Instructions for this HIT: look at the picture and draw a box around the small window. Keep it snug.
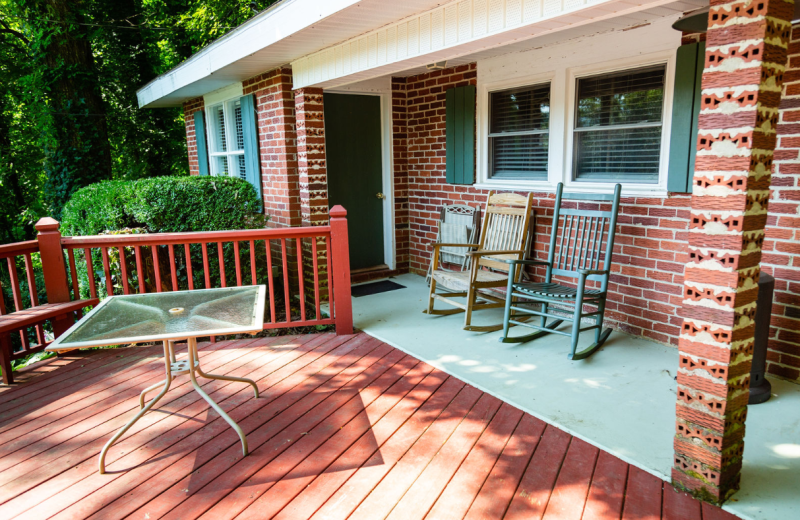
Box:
[207,99,246,179]
[573,65,666,183]
[488,83,550,180]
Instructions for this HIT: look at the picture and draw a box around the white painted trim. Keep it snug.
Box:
[291,0,683,89]
[474,16,681,195]
[324,89,396,270]
[204,90,248,177]
[562,50,676,195]
[477,71,556,192]
[203,83,244,106]
[137,0,360,107]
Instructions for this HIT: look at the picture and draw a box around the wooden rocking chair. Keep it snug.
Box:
[426,191,534,331]
[499,183,622,360]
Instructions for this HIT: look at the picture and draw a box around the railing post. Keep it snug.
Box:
[329,206,353,335]
[35,217,73,337]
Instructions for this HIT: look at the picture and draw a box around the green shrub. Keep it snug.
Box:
[62,176,265,235]
[61,176,270,300]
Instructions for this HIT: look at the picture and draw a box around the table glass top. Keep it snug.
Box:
[48,286,265,349]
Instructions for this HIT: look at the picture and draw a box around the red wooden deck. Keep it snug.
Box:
[0,332,738,520]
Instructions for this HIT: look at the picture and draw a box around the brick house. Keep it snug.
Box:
[138,0,800,501]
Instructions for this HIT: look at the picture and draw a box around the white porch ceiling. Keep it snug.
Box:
[137,0,450,108]
[292,0,708,89]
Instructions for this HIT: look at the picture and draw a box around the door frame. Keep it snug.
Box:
[323,89,395,270]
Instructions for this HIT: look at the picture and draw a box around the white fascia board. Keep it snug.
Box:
[137,0,360,108]
[291,0,680,89]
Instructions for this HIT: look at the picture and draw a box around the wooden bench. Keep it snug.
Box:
[0,299,99,385]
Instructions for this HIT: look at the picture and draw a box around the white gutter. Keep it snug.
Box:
[136,0,360,108]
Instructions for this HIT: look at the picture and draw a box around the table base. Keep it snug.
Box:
[98,337,258,474]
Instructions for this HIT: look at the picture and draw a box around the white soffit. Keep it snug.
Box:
[291,0,691,89]
[137,0,451,108]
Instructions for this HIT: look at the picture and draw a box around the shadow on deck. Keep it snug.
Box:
[0,333,736,519]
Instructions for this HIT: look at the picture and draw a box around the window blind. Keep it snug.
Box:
[573,65,665,183]
[489,83,550,180]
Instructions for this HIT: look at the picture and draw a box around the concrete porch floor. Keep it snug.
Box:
[351,273,800,520]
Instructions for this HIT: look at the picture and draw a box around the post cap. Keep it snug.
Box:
[329,205,347,218]
[35,217,61,232]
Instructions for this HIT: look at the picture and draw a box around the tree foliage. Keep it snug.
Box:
[0,0,275,243]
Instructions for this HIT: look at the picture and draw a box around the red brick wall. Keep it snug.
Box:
[183,97,204,176]
[766,25,800,381]
[242,68,300,227]
[392,77,410,273]
[405,64,479,273]
[396,57,800,383]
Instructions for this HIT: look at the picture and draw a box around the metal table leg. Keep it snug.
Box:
[98,337,257,474]
[186,337,254,456]
[99,340,172,474]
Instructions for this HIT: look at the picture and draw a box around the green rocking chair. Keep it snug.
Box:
[499,183,622,360]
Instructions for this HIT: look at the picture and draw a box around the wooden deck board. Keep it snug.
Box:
[0,333,741,520]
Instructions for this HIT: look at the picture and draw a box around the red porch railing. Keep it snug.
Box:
[0,206,353,370]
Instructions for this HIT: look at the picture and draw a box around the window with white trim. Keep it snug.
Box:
[488,83,550,180]
[572,65,666,184]
[207,99,247,179]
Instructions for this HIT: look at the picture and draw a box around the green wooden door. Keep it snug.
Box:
[324,93,385,270]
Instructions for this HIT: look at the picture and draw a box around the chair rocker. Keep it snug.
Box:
[499,183,622,360]
[426,191,534,332]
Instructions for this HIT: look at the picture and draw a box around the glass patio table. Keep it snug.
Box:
[46,286,267,474]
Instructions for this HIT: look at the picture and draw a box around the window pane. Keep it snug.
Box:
[577,66,665,128]
[489,83,550,180]
[574,126,662,182]
[491,134,549,180]
[490,84,550,133]
[233,100,244,151]
[236,154,247,180]
[574,65,665,183]
[209,104,227,153]
[213,156,228,176]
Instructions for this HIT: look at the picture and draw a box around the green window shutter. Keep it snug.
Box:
[193,110,210,176]
[240,93,263,202]
[667,41,705,193]
[446,84,476,185]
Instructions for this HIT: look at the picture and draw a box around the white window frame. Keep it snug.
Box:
[486,80,553,184]
[476,50,676,196]
[203,83,246,179]
[563,52,675,195]
[478,71,557,192]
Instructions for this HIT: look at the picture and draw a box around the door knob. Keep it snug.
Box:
[376,192,386,200]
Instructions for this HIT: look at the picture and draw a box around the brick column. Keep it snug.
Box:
[295,88,328,226]
[295,87,331,303]
[183,97,205,176]
[392,77,410,273]
[673,0,794,503]
[243,68,300,226]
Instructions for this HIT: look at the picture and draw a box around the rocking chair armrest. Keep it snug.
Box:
[432,242,480,251]
[466,249,525,257]
[578,268,609,276]
[500,259,551,267]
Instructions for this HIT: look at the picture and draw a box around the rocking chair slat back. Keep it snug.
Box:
[478,191,533,272]
[547,185,621,287]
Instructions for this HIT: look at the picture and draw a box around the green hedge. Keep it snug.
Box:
[62,176,266,235]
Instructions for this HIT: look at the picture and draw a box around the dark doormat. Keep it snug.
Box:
[351,280,406,297]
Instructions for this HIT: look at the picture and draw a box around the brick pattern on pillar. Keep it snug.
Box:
[295,88,329,226]
[673,0,794,502]
[295,88,329,305]
[243,68,300,226]
[183,97,205,176]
